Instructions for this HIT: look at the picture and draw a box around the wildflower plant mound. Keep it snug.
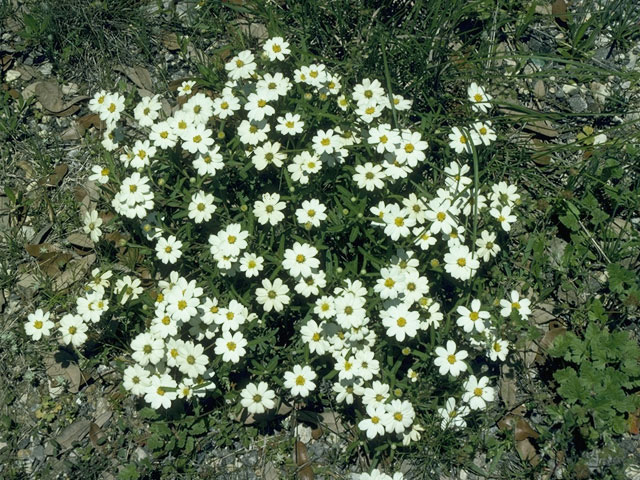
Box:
[25,37,530,478]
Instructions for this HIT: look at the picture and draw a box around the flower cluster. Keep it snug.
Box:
[25,36,529,474]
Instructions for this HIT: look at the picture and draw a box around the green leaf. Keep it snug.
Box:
[118,464,140,480]
[190,419,207,436]
[146,433,164,452]
[559,212,579,231]
[554,367,584,403]
[607,263,635,293]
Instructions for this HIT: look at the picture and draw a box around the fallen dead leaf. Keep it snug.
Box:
[67,232,94,252]
[35,81,65,112]
[89,422,107,447]
[516,437,540,466]
[552,0,569,26]
[53,253,96,291]
[77,113,104,130]
[56,419,91,450]
[539,326,567,352]
[16,160,36,179]
[40,164,69,187]
[294,440,314,480]
[45,350,83,393]
[499,364,518,409]
[115,65,153,91]
[160,32,181,51]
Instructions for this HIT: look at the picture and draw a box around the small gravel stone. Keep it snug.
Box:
[568,95,588,113]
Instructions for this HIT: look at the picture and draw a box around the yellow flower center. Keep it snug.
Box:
[286,121,294,128]
[272,44,281,53]
[227,341,236,351]
[321,138,330,146]
[165,246,172,253]
[365,106,375,114]
[394,217,404,226]
[236,59,244,67]
[312,332,320,341]
[474,387,483,396]
[493,342,502,352]
[257,99,267,108]
[108,103,116,113]
[160,131,168,139]
[447,354,456,364]
[192,135,202,143]
[404,143,414,153]
[512,302,521,310]
[162,316,171,325]
[379,135,388,144]
[474,93,483,102]
[437,212,446,222]
[187,355,195,365]
[248,260,256,268]
[68,326,77,334]
[177,300,187,310]
[470,312,479,321]
[396,317,407,327]
[393,412,403,421]
[101,168,110,176]
[295,375,306,385]
[227,235,236,244]
[457,258,466,267]
[371,416,379,424]
[296,254,305,263]
[460,135,467,144]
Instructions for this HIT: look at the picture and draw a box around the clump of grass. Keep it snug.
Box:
[18,0,157,84]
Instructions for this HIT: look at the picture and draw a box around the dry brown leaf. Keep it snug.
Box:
[499,365,518,409]
[40,164,69,187]
[56,419,91,450]
[77,113,104,130]
[45,351,83,393]
[319,409,345,435]
[1,53,14,71]
[53,103,81,117]
[539,327,567,352]
[53,253,96,291]
[61,124,85,141]
[67,232,94,252]
[515,417,540,441]
[552,0,569,26]
[531,303,556,325]
[160,32,181,51]
[294,441,314,480]
[88,422,107,447]
[115,65,153,91]
[533,79,546,98]
[516,438,540,466]
[35,81,65,112]
[16,160,36,179]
